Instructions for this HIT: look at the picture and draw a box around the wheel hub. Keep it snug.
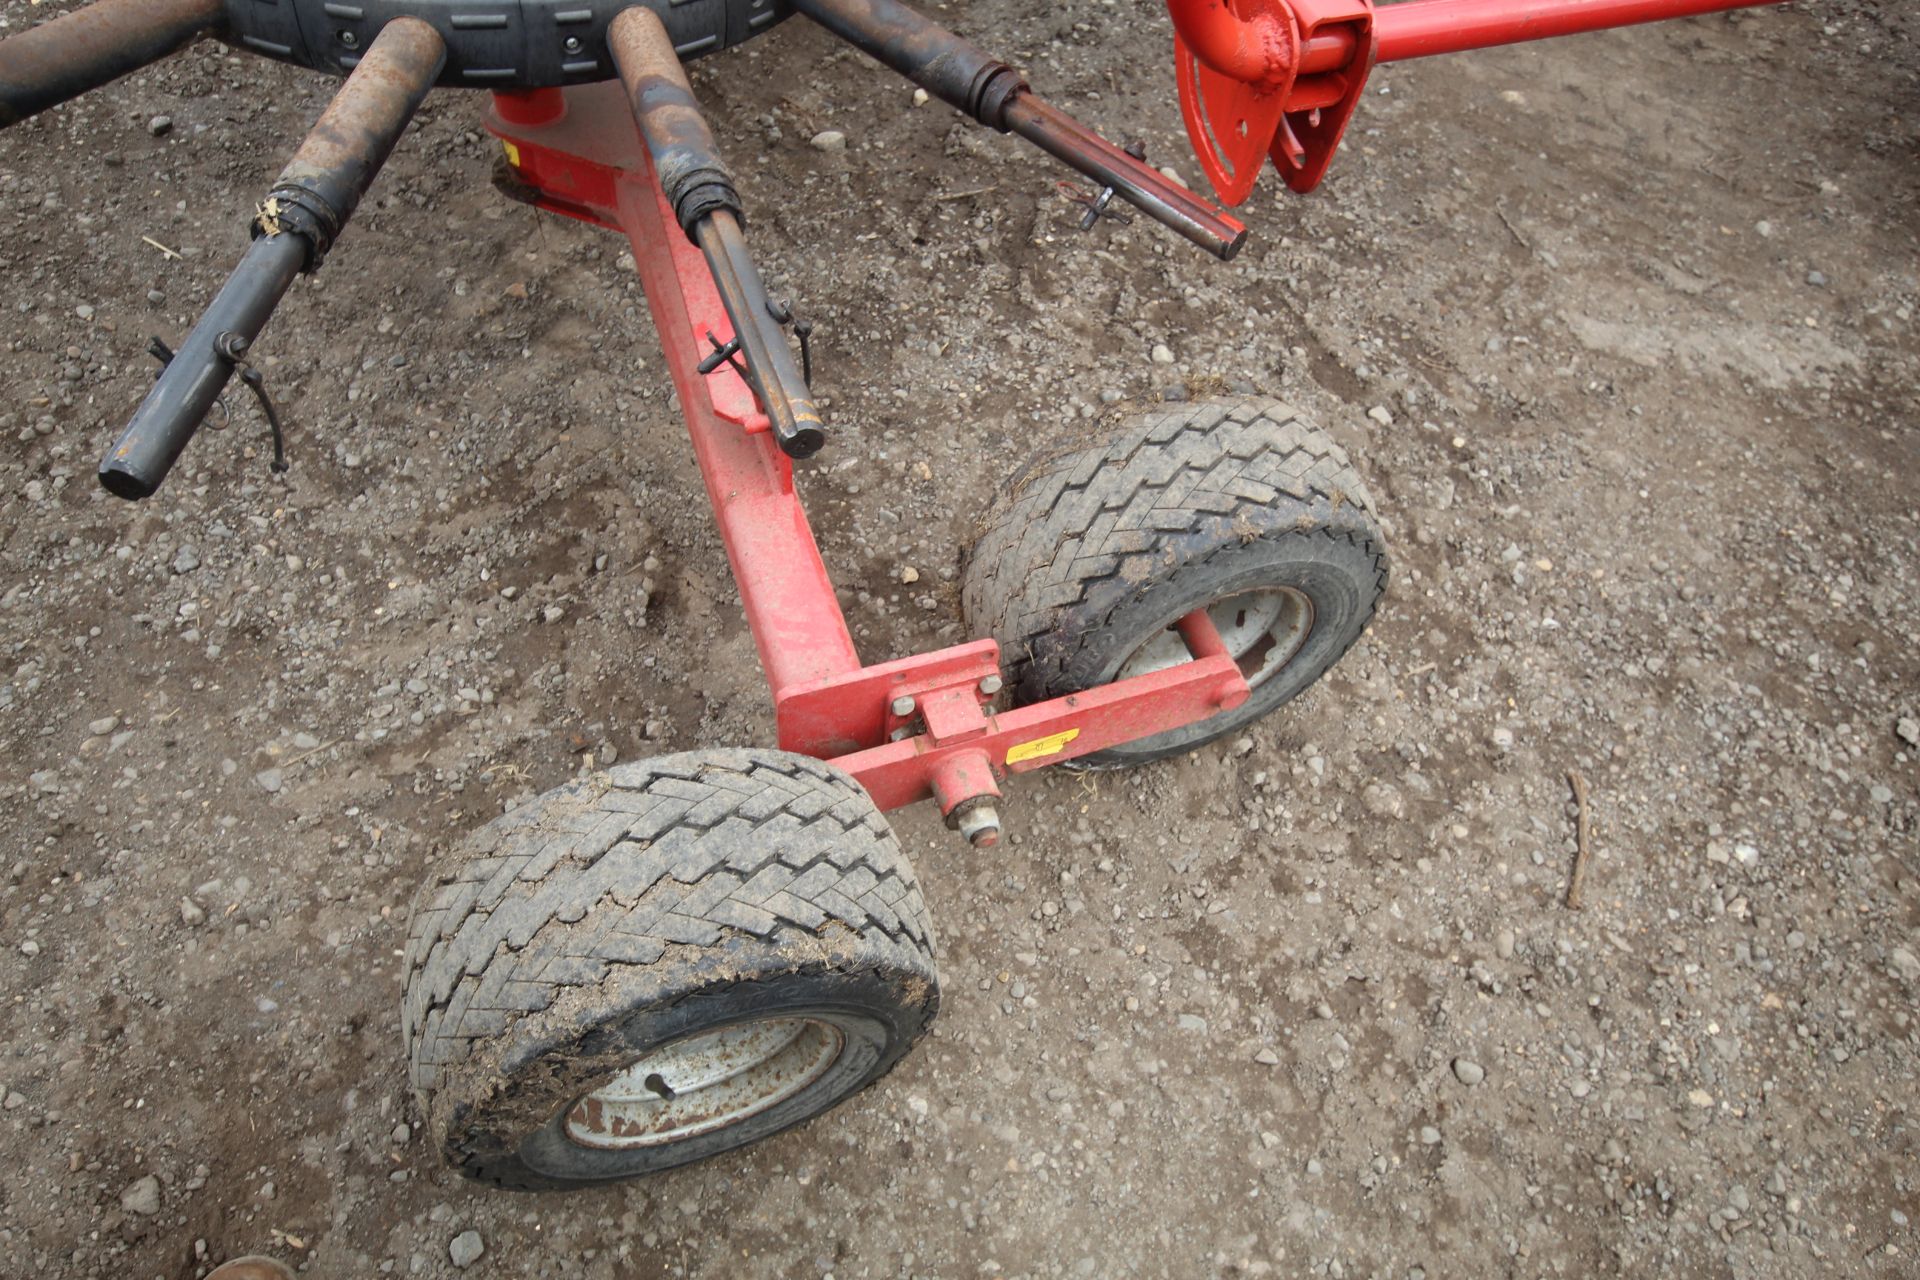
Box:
[563,1018,846,1150]
[1116,587,1315,689]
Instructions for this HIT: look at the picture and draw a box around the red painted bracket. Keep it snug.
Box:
[778,639,1001,759]
[831,650,1250,812]
[1170,0,1375,204]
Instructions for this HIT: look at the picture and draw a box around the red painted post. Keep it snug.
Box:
[1372,0,1780,63]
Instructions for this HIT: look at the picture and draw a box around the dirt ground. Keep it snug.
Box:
[2,0,1917,1276]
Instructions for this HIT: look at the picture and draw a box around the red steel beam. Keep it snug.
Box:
[1372,0,1780,64]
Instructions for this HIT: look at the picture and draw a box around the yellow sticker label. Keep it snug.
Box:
[1006,729,1080,765]
[501,140,521,168]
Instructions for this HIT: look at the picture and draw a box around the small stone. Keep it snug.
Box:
[18,939,39,957]
[87,715,118,736]
[1177,1013,1208,1034]
[1871,785,1894,804]
[291,731,320,750]
[3,1091,25,1111]
[899,566,919,584]
[1361,781,1404,820]
[1490,726,1514,751]
[1366,405,1394,427]
[1233,736,1255,757]
[170,545,200,574]
[1419,1126,1441,1146]
[391,1122,411,1145]
[809,129,847,152]
[1494,928,1516,959]
[1897,716,1920,748]
[253,768,284,794]
[542,605,565,624]
[148,115,172,137]
[911,88,930,107]
[120,1175,161,1216]
[1805,269,1827,287]
[449,1230,485,1268]
[1253,1047,1280,1066]
[179,898,206,927]
[1451,1057,1485,1086]
[1687,1088,1715,1108]
[1150,343,1175,364]
[1888,948,1920,982]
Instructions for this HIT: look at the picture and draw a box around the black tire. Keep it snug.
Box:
[961,396,1387,768]
[402,749,938,1191]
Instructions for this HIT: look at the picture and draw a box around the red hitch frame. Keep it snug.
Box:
[489,83,1251,834]
[1166,0,1785,204]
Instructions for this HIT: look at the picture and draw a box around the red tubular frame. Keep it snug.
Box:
[1166,0,1784,200]
[486,84,1251,819]
[1370,0,1773,63]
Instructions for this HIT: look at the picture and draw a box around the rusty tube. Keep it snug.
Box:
[790,0,1245,260]
[260,15,447,262]
[0,0,225,128]
[610,6,825,459]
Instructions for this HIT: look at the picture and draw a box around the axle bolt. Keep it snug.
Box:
[890,695,916,717]
[955,802,1001,849]
[978,675,1003,696]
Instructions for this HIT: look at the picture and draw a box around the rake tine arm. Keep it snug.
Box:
[99,16,446,499]
[0,0,226,129]
[788,0,1246,261]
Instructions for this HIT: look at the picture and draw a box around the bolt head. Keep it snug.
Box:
[956,802,1001,849]
[890,695,916,717]
[978,675,1003,697]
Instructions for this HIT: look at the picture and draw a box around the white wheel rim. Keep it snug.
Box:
[1116,587,1315,690]
[563,1018,846,1150]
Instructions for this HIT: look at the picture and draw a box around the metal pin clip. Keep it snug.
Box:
[1061,139,1146,232]
[765,298,814,387]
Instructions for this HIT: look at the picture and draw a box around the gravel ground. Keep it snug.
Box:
[1,1,1917,1277]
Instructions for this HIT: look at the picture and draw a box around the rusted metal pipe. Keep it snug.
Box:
[0,0,225,128]
[100,18,447,500]
[789,0,1245,260]
[257,15,447,265]
[609,5,825,459]
[1002,93,1246,261]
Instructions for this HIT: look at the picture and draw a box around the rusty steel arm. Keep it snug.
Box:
[0,0,226,129]
[788,0,1246,260]
[99,17,447,499]
[609,5,825,459]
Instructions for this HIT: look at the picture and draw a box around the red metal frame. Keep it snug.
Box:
[1166,0,1785,203]
[487,83,1251,818]
[483,0,1783,824]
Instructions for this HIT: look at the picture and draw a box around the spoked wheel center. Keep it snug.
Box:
[563,1018,847,1150]
[1116,587,1316,690]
